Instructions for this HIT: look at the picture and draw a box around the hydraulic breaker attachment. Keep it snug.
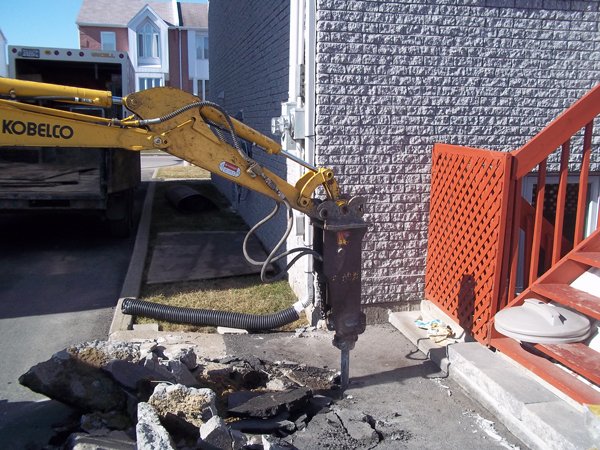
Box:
[314,197,368,391]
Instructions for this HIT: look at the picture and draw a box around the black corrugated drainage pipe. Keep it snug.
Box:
[121,298,301,331]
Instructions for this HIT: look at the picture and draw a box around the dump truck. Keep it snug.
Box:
[0,46,139,236]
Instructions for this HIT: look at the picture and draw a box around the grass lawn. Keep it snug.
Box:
[136,165,304,332]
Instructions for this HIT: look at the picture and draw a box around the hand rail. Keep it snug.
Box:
[512,84,600,179]
[504,84,600,304]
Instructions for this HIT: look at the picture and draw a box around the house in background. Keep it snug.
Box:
[77,0,208,97]
[0,28,7,77]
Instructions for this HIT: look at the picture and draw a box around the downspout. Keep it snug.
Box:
[288,0,301,99]
[284,0,315,313]
[177,1,183,89]
[178,29,183,89]
[304,0,318,314]
[304,0,316,253]
[171,0,183,89]
[294,0,320,316]
[273,1,318,316]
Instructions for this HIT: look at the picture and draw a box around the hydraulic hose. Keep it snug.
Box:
[243,200,322,283]
[122,298,301,330]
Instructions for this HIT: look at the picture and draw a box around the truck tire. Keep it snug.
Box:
[106,189,134,238]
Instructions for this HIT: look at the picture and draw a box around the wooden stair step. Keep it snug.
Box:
[492,337,600,405]
[570,251,600,269]
[531,342,600,386]
[531,284,600,320]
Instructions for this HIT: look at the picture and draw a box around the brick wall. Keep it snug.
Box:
[208,0,291,254]
[315,0,600,308]
[167,29,192,92]
[79,26,129,51]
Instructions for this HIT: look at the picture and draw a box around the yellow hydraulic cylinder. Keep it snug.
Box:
[0,78,115,108]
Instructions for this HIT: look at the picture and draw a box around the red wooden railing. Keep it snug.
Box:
[426,84,600,344]
[502,85,600,309]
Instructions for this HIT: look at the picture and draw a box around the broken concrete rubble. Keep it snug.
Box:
[67,340,141,367]
[19,350,127,413]
[103,359,169,390]
[80,410,131,432]
[229,412,297,435]
[142,353,178,383]
[332,408,381,446]
[287,409,382,450]
[198,416,234,449]
[168,360,201,386]
[136,402,176,450]
[164,346,198,370]
[18,338,412,449]
[262,434,299,450]
[66,430,136,450]
[148,383,217,439]
[228,387,312,419]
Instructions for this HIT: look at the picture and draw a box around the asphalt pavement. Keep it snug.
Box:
[0,195,143,423]
[0,155,181,426]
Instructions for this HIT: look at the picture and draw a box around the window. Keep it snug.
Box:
[137,22,160,61]
[196,34,208,59]
[139,77,162,91]
[196,79,209,100]
[101,32,116,51]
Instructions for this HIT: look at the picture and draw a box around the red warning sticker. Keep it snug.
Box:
[219,161,241,177]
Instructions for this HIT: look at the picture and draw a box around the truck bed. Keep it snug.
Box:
[0,161,100,193]
[0,147,105,207]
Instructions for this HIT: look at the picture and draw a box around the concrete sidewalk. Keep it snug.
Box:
[110,179,597,449]
[389,311,598,450]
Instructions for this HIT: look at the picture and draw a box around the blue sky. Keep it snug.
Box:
[0,0,207,49]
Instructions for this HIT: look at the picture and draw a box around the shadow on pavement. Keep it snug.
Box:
[0,399,78,450]
[0,184,146,319]
[348,358,443,390]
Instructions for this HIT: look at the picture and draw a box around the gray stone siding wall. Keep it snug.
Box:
[315,0,600,306]
[208,1,290,252]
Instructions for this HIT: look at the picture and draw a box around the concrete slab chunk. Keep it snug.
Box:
[67,431,136,450]
[199,416,233,450]
[148,383,217,438]
[136,402,176,450]
[168,360,200,387]
[229,413,296,434]
[18,350,127,413]
[228,387,312,419]
[103,359,168,390]
[333,408,379,447]
[388,311,450,373]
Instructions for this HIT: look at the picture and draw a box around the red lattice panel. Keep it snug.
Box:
[425,144,512,343]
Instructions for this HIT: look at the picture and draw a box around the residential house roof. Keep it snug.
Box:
[180,3,208,29]
[77,0,208,29]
